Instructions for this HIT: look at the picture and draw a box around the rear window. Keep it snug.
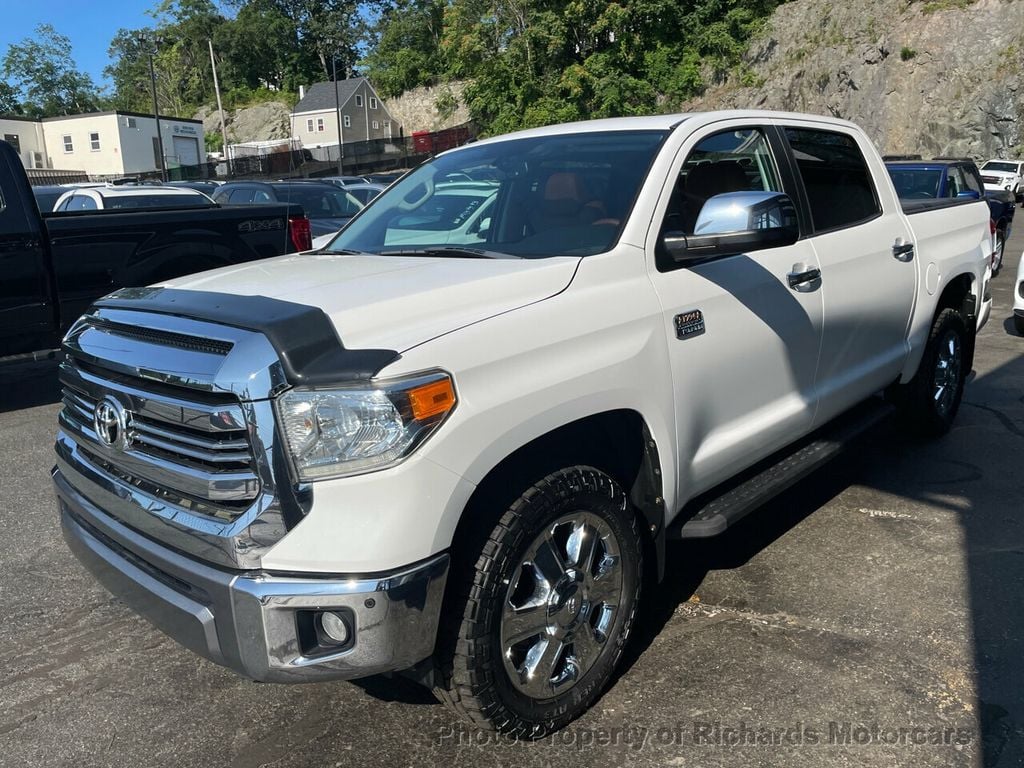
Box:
[102,194,213,210]
[785,128,881,232]
[887,168,942,199]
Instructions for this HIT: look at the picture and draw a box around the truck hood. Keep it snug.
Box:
[164,251,581,352]
[981,170,1016,180]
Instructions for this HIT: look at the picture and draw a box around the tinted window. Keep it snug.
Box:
[887,167,942,199]
[66,195,98,211]
[228,188,255,203]
[271,185,363,217]
[33,189,64,213]
[666,127,782,235]
[961,165,983,195]
[785,128,881,231]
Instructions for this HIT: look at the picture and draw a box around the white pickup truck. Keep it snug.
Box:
[53,111,991,738]
[979,158,1024,202]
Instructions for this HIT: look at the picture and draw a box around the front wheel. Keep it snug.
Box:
[895,308,969,437]
[433,466,642,738]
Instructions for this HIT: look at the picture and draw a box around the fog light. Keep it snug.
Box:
[319,611,350,644]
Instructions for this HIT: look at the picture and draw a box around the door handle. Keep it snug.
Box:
[893,240,915,261]
[787,265,821,290]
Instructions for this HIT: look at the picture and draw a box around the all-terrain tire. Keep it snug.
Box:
[432,466,642,739]
[896,308,969,437]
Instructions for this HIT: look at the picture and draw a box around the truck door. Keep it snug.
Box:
[647,123,824,498]
[0,144,52,358]
[777,124,917,426]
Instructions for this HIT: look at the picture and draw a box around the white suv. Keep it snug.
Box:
[979,159,1024,202]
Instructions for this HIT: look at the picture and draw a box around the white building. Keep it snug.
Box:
[0,111,205,178]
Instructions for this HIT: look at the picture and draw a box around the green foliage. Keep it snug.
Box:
[428,0,786,135]
[362,0,447,97]
[2,24,101,116]
[205,131,224,152]
[900,46,917,61]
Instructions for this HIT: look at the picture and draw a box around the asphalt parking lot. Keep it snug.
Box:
[2,231,1022,768]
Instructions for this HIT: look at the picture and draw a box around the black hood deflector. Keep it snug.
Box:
[94,287,400,386]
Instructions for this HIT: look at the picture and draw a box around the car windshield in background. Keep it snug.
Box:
[327,130,668,258]
[888,168,942,199]
[981,161,1018,173]
[103,194,214,209]
[270,185,363,218]
[33,189,64,213]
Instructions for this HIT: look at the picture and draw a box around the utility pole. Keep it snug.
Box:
[332,56,344,174]
[139,34,168,182]
[208,39,229,176]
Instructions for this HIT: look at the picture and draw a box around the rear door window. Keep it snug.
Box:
[65,194,98,211]
[228,188,255,203]
[784,128,881,232]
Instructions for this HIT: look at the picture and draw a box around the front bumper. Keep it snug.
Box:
[54,467,449,683]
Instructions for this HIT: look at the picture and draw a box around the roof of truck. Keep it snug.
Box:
[456,110,868,153]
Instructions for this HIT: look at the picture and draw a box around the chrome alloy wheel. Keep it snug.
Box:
[500,511,623,699]
[933,329,962,417]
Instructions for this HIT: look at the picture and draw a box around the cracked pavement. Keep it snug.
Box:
[1,227,1023,767]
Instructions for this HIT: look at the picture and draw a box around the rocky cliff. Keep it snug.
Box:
[684,0,1024,158]
[193,101,292,146]
[385,81,471,134]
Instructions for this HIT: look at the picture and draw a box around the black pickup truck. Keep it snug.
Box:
[0,140,312,360]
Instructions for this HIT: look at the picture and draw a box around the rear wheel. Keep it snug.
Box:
[895,308,968,437]
[993,228,1006,274]
[1014,314,1024,336]
[433,466,642,738]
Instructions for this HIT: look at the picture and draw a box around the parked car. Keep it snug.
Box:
[319,175,372,187]
[886,159,1014,273]
[53,186,216,212]
[166,180,223,196]
[979,159,1024,202]
[31,185,67,213]
[53,112,990,738]
[338,182,386,205]
[364,170,406,185]
[0,140,312,360]
[212,180,363,237]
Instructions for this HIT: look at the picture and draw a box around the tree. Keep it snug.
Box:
[0,81,21,114]
[2,24,101,116]
[362,0,446,97]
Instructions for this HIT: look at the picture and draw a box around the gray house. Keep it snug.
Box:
[291,78,401,148]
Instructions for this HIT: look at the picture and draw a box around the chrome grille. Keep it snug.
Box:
[58,359,260,519]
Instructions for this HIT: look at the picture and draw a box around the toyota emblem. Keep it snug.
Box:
[93,396,128,450]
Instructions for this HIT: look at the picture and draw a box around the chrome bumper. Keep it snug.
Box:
[54,467,449,683]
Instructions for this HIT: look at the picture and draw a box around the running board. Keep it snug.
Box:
[669,398,894,539]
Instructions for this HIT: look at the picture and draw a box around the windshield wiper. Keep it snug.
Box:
[376,246,518,259]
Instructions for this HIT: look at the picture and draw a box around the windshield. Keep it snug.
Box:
[887,167,942,199]
[326,130,668,258]
[272,185,363,218]
[981,161,1019,174]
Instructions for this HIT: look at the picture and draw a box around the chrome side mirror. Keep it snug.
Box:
[662,191,800,262]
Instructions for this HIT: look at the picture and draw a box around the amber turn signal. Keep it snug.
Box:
[408,377,456,420]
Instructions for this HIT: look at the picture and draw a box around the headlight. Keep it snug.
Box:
[275,372,456,481]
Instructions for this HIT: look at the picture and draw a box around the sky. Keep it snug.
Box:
[1,1,180,91]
